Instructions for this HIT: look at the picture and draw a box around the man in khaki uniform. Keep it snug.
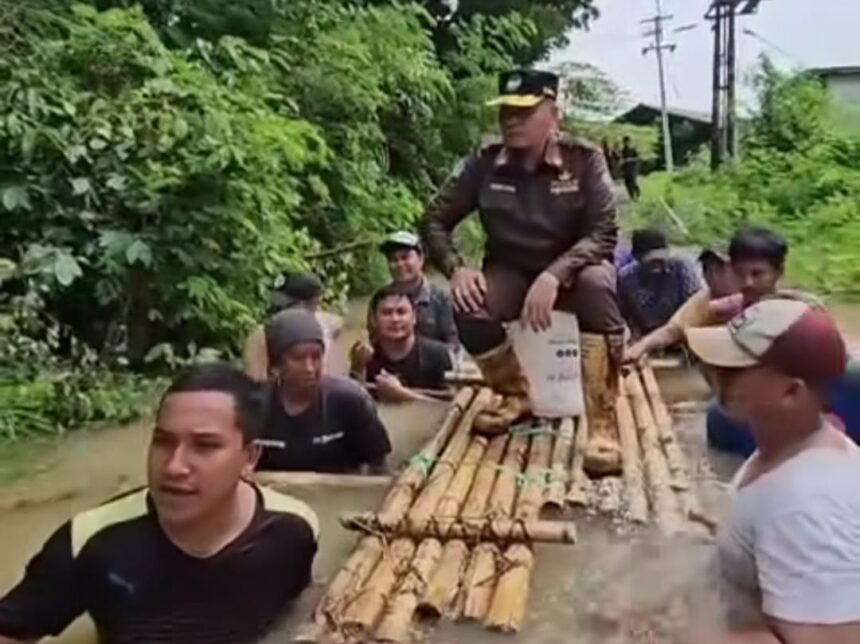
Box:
[421,69,625,475]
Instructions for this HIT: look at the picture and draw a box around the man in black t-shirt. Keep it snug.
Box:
[351,285,452,402]
[258,309,391,473]
[0,364,318,644]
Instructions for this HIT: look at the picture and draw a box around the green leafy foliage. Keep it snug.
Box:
[0,0,606,447]
[628,58,860,294]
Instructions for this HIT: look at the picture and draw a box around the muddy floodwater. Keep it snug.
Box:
[1,298,857,643]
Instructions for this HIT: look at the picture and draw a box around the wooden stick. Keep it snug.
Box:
[416,539,469,620]
[624,370,685,534]
[408,388,492,524]
[514,431,553,521]
[364,383,455,401]
[376,388,475,528]
[375,539,443,642]
[544,418,575,511]
[341,513,578,545]
[341,538,416,636]
[461,434,508,519]
[484,544,535,633]
[459,543,499,622]
[256,472,392,490]
[565,416,589,507]
[313,536,384,626]
[305,237,376,260]
[617,380,648,524]
[435,436,488,519]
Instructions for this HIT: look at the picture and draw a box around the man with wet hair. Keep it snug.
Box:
[687,299,860,644]
[729,226,789,306]
[618,227,701,338]
[0,364,319,644]
[623,244,738,363]
[258,309,391,474]
[422,68,625,475]
[351,285,452,402]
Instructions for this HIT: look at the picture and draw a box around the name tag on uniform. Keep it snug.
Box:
[550,178,580,194]
[313,432,345,446]
[488,182,516,193]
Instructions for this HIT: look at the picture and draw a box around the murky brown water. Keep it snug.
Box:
[2,299,857,643]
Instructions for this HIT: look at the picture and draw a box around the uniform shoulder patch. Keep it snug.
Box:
[259,486,320,540]
[71,488,149,557]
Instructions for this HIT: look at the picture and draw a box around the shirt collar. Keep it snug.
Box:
[494,136,564,170]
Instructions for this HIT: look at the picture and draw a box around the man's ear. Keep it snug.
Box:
[242,441,262,481]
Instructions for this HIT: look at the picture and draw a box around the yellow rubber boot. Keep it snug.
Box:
[472,340,531,435]
[581,333,623,476]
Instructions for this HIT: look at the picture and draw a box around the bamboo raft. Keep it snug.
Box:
[302,363,709,641]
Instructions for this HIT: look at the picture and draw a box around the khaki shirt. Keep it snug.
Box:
[421,134,618,286]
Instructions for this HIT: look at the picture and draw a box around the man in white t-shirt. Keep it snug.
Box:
[685,298,860,644]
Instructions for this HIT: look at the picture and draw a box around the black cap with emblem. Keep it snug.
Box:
[487,69,560,108]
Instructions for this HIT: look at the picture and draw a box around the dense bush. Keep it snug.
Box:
[628,59,860,295]
[0,0,604,441]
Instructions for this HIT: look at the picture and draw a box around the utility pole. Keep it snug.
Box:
[707,0,764,168]
[642,0,676,172]
[710,1,723,169]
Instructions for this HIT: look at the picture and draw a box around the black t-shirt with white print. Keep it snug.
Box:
[258,376,392,473]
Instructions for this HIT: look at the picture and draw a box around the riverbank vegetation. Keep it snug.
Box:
[1,0,605,441]
[628,59,860,295]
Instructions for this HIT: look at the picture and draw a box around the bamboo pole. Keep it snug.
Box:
[374,539,443,642]
[565,416,589,506]
[341,513,578,545]
[461,434,508,519]
[484,544,535,633]
[624,370,685,534]
[341,538,416,636]
[641,364,707,522]
[416,539,470,620]
[544,418,574,511]
[617,379,648,524]
[408,388,492,524]
[256,472,392,490]
[376,387,475,528]
[313,536,384,626]
[641,365,690,491]
[485,434,529,519]
[459,543,499,622]
[434,436,487,519]
[514,431,553,521]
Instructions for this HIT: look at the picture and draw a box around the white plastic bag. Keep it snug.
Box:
[508,311,584,418]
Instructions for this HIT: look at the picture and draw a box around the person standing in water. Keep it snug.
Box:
[258,309,391,474]
[243,271,343,381]
[421,68,625,475]
[617,227,701,338]
[351,285,452,402]
[0,364,319,644]
[371,231,457,347]
[687,299,860,644]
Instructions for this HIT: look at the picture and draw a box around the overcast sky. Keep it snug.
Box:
[550,0,857,113]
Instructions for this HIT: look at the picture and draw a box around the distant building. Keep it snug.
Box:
[613,102,711,169]
[808,66,860,107]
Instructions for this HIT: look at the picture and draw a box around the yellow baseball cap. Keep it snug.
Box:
[486,69,560,108]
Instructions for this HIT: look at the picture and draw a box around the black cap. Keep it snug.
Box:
[631,228,668,260]
[270,272,323,312]
[487,69,559,108]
